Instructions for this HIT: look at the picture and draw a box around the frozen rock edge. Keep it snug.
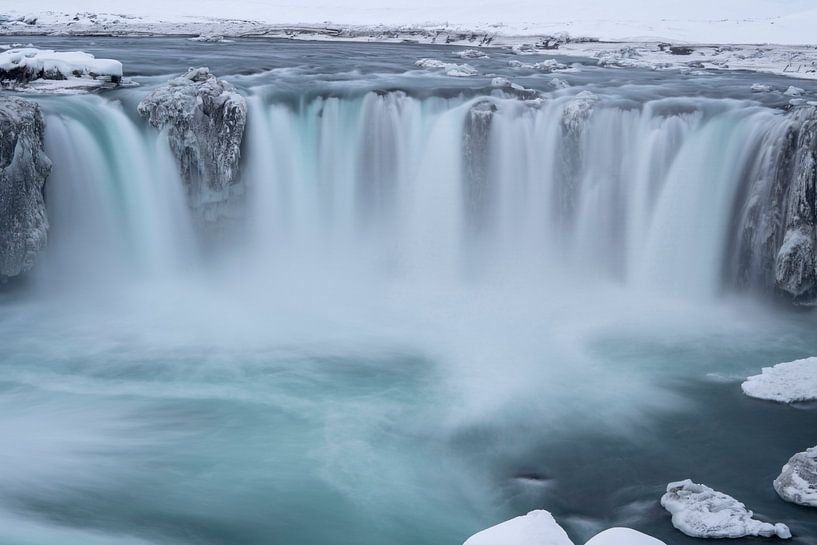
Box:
[660,479,791,539]
[741,357,817,403]
[138,67,247,223]
[0,47,122,92]
[774,446,817,507]
[0,96,51,279]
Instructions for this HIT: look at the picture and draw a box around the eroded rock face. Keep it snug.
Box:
[0,96,51,279]
[138,67,247,223]
[774,446,817,507]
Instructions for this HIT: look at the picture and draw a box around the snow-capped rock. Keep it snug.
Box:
[415,58,478,77]
[751,83,772,93]
[463,510,574,545]
[742,357,817,403]
[508,59,568,72]
[584,528,665,545]
[784,86,805,97]
[0,47,122,92]
[660,479,791,539]
[550,77,570,89]
[774,446,817,507]
[0,96,51,279]
[454,49,488,59]
[138,67,247,223]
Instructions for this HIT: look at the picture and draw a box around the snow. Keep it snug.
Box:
[463,510,574,545]
[454,49,488,59]
[660,479,792,539]
[741,357,817,403]
[584,528,666,545]
[0,47,122,92]
[774,446,817,507]
[3,1,817,45]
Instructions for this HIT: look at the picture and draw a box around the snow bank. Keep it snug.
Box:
[4,0,817,45]
[660,479,791,539]
[741,357,817,403]
[0,47,122,91]
[774,446,817,507]
[463,510,574,545]
[584,528,665,545]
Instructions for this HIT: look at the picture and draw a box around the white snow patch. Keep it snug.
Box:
[774,446,817,507]
[463,510,574,545]
[584,528,666,545]
[660,479,791,539]
[741,357,817,403]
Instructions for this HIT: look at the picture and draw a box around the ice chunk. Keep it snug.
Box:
[784,86,805,96]
[660,479,791,539]
[463,510,574,545]
[455,49,488,59]
[774,446,817,507]
[751,83,772,92]
[584,528,665,545]
[741,357,817,403]
[415,58,478,77]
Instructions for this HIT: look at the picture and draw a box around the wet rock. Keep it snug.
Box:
[774,446,817,507]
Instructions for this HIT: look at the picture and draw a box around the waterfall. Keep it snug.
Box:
[29,88,811,301]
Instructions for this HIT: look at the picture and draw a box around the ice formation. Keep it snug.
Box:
[584,528,665,545]
[138,67,247,223]
[415,58,478,76]
[0,96,51,278]
[741,357,817,403]
[774,446,817,507]
[463,510,574,545]
[660,480,791,539]
[0,47,122,91]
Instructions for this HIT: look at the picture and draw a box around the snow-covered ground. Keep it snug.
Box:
[2,2,817,81]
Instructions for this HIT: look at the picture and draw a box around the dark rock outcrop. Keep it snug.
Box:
[138,67,247,223]
[0,96,51,279]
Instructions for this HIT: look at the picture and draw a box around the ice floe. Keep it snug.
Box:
[741,357,817,403]
[584,528,665,545]
[463,510,574,545]
[774,446,817,507]
[660,479,791,539]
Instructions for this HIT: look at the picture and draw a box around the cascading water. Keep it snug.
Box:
[2,38,817,545]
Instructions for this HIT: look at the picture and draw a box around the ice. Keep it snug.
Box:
[785,86,805,96]
[584,528,665,545]
[774,447,817,507]
[454,49,487,59]
[0,47,122,91]
[415,58,478,77]
[751,83,772,93]
[741,357,817,403]
[463,510,574,545]
[660,479,791,539]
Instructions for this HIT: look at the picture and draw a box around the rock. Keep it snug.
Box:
[0,47,122,92]
[462,100,496,234]
[784,86,805,97]
[138,67,247,223]
[455,49,488,59]
[751,83,772,93]
[584,528,665,545]
[463,510,574,545]
[742,357,817,403]
[557,91,598,224]
[0,96,51,279]
[415,58,478,77]
[660,479,791,539]
[774,446,817,507]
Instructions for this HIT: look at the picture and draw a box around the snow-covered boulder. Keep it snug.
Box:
[463,510,574,545]
[660,479,791,539]
[138,67,247,223]
[751,83,772,93]
[584,528,665,545]
[741,357,817,403]
[0,47,122,92]
[774,446,817,507]
[784,86,805,97]
[0,96,52,279]
[455,49,488,59]
[415,58,478,77]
